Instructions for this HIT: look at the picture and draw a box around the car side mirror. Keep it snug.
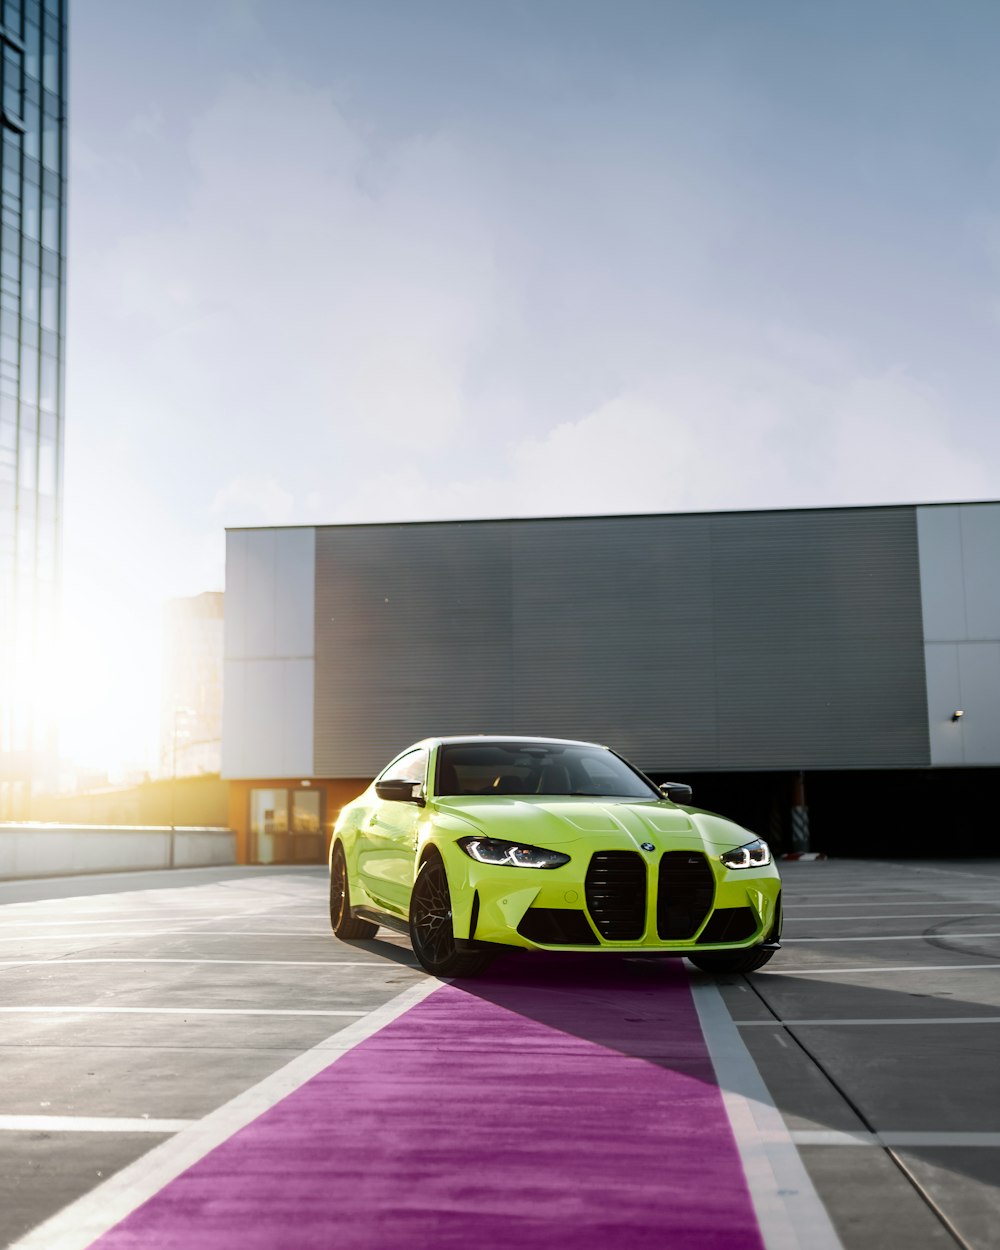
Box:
[375,780,426,806]
[660,781,693,805]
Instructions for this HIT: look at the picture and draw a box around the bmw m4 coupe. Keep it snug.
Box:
[329,736,781,977]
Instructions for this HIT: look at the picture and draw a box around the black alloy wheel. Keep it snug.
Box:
[687,946,775,974]
[329,844,379,940]
[408,854,492,978]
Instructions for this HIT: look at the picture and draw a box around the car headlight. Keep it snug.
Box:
[457,836,570,869]
[720,838,771,869]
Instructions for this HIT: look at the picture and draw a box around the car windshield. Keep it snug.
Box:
[435,742,659,799]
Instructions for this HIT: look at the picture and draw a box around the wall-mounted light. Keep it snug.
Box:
[951,710,964,723]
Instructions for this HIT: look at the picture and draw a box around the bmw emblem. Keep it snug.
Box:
[640,842,656,852]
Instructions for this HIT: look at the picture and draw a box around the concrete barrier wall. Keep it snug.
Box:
[0,825,236,880]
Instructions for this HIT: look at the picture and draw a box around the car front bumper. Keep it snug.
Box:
[436,838,782,954]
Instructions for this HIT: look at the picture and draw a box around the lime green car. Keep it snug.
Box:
[329,736,782,977]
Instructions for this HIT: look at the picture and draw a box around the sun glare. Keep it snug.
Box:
[54,574,162,783]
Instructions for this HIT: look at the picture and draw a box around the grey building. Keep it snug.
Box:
[0,0,66,818]
[222,502,1000,863]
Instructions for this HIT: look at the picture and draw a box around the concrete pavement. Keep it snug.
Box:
[0,860,997,1248]
[730,858,1000,1249]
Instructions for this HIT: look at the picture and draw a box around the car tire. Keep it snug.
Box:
[687,946,776,974]
[409,853,493,978]
[329,844,379,940]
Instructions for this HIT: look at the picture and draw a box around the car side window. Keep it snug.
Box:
[378,749,428,788]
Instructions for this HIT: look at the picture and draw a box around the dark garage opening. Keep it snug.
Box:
[645,768,1000,859]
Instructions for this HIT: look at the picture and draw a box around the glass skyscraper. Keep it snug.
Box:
[0,0,66,818]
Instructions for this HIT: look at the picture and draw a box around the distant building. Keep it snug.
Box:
[160,592,224,779]
[0,0,69,818]
[222,503,1000,864]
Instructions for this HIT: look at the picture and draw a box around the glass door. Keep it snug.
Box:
[250,789,289,864]
[249,788,324,863]
[290,790,323,862]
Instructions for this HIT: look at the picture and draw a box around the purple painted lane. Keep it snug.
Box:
[91,956,763,1250]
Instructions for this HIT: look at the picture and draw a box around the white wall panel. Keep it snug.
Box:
[917,507,967,642]
[220,658,246,777]
[240,660,285,777]
[224,530,250,660]
[960,504,1000,639]
[282,659,315,777]
[918,504,1000,765]
[274,529,316,658]
[242,530,277,658]
[957,643,1000,765]
[222,658,317,779]
[925,642,1000,766]
[223,528,317,779]
[924,644,964,766]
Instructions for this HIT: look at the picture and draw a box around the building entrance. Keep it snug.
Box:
[249,788,323,863]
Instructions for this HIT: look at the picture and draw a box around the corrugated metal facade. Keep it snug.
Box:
[313,508,930,777]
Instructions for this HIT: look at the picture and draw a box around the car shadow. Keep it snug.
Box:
[339,934,421,968]
[446,948,1000,1214]
[455,950,715,1071]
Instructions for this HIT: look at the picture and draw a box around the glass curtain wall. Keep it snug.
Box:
[0,0,66,818]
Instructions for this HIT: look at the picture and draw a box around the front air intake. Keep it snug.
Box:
[696,907,758,944]
[517,908,599,946]
[585,851,647,940]
[657,851,715,939]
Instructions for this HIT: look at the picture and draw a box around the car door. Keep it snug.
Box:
[355,747,428,916]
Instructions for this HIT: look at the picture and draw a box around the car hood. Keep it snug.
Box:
[432,795,752,854]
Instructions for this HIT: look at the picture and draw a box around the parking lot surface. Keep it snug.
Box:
[0,859,997,1248]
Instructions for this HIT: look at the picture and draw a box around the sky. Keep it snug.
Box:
[60,0,1000,773]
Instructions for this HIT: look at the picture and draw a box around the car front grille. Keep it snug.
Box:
[585,851,647,940]
[657,851,715,940]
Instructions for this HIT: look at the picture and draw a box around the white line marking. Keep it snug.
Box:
[13,927,998,946]
[0,869,247,896]
[0,1006,368,1018]
[784,913,1000,922]
[0,958,417,969]
[0,930,333,943]
[8,978,441,1250]
[791,1130,876,1146]
[0,902,322,916]
[790,1130,1000,1148]
[880,1131,1000,1147]
[690,980,843,1250]
[0,1116,195,1134]
[777,891,938,899]
[0,920,277,930]
[785,932,1000,943]
[737,1017,1000,1027]
[785,901,1000,910]
[759,963,1000,976]
[0,911,187,918]
[874,863,1000,884]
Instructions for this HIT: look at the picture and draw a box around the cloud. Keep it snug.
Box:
[63,45,999,773]
[126,107,166,140]
[70,70,996,609]
[72,75,495,462]
[67,75,503,607]
[211,475,296,526]
[318,352,988,525]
